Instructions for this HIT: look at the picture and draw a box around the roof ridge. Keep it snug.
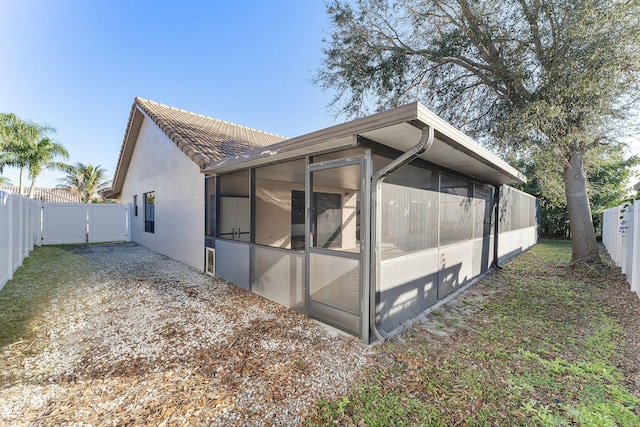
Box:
[135,97,287,139]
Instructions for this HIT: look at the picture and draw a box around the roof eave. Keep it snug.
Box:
[415,104,526,184]
[109,99,146,198]
[205,103,421,174]
[206,102,526,185]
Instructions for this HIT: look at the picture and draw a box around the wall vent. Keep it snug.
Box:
[205,247,215,276]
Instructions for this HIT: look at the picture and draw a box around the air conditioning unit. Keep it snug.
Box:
[205,247,215,276]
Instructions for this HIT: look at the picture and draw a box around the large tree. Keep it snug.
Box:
[0,113,66,196]
[58,163,111,203]
[24,136,69,198]
[514,147,639,238]
[317,0,640,263]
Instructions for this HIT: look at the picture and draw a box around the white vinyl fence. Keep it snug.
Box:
[603,200,640,297]
[0,191,41,290]
[0,190,130,290]
[41,203,129,245]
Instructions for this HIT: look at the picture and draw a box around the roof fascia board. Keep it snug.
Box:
[415,104,526,183]
[205,103,420,173]
[207,101,525,185]
[110,103,145,197]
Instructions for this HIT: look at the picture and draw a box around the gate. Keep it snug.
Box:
[41,203,129,245]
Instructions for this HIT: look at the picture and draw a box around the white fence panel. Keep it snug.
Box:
[32,199,41,247]
[0,192,42,291]
[42,203,129,245]
[632,202,640,295]
[1,195,129,291]
[42,203,90,245]
[0,191,12,290]
[88,204,128,243]
[603,201,640,297]
[21,197,30,258]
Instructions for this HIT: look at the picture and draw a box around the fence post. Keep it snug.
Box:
[126,203,132,242]
[632,201,640,296]
[603,208,609,249]
[0,192,13,290]
[35,200,42,247]
[617,206,624,265]
[15,194,23,272]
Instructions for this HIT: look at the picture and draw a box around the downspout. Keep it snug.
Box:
[370,125,434,343]
[493,185,503,269]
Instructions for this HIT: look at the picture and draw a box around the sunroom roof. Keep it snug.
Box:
[205,102,526,185]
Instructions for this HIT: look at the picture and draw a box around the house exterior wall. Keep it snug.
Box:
[118,117,204,271]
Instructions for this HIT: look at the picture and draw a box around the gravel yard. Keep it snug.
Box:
[0,243,372,426]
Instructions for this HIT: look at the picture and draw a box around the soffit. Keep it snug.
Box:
[207,102,526,186]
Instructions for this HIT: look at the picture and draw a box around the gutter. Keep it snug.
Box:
[369,125,434,343]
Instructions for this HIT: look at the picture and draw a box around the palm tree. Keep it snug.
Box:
[0,113,66,196]
[0,176,11,186]
[0,114,32,192]
[25,137,69,197]
[58,163,111,203]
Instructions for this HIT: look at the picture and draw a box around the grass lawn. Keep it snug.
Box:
[309,241,640,426]
[0,246,90,387]
[0,246,91,368]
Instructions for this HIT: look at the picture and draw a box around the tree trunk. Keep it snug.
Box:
[563,148,601,263]
[28,177,36,198]
[18,167,25,195]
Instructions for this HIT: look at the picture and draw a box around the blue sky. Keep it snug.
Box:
[1,0,639,189]
[0,0,337,187]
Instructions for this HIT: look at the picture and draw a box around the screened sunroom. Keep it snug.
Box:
[204,102,538,343]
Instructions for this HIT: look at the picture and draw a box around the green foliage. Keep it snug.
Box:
[318,0,640,261]
[0,113,68,195]
[514,148,639,238]
[58,162,111,203]
[319,0,640,146]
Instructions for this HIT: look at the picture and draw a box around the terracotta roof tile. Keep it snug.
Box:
[109,97,287,197]
[135,98,286,167]
[0,186,82,203]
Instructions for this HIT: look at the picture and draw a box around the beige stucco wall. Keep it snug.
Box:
[117,116,204,271]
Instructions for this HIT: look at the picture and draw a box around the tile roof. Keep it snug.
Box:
[133,97,285,167]
[0,186,82,203]
[109,98,286,197]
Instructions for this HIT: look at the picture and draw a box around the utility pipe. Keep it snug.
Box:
[369,125,434,343]
[493,185,503,269]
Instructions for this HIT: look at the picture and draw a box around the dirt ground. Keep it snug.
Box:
[0,243,372,426]
[2,242,639,426]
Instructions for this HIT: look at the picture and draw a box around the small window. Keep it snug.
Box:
[133,195,138,217]
[144,191,155,233]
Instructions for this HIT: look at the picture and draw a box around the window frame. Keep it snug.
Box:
[143,191,155,233]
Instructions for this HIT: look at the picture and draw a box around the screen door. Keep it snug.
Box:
[306,158,364,336]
